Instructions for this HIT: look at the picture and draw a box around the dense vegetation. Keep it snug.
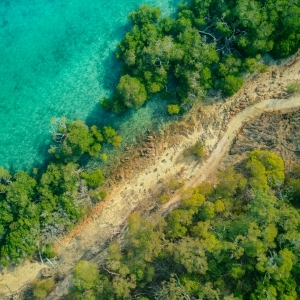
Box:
[68,150,300,300]
[102,0,300,113]
[0,119,122,266]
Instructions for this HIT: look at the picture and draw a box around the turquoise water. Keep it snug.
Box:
[0,0,182,171]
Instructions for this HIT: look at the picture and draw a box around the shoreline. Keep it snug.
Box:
[1,51,300,299]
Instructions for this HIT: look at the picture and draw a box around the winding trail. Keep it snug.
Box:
[162,96,300,212]
[48,95,300,299]
[1,71,300,299]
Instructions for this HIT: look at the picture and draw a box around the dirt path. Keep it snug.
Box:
[162,96,300,212]
[1,54,300,299]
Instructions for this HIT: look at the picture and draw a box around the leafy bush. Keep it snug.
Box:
[81,168,104,188]
[167,104,180,115]
[183,141,206,159]
[220,75,244,97]
[287,82,300,94]
[158,194,170,204]
[100,97,113,111]
[33,279,55,299]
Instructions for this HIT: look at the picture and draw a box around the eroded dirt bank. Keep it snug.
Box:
[1,52,300,299]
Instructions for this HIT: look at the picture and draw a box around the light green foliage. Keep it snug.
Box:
[214,199,225,213]
[158,193,170,204]
[73,260,99,291]
[112,276,136,299]
[33,278,55,299]
[41,243,56,258]
[67,149,300,299]
[167,104,180,115]
[172,237,208,274]
[168,178,184,191]
[126,213,164,263]
[247,150,285,189]
[215,166,247,198]
[0,161,87,263]
[81,168,104,188]
[90,125,103,143]
[230,265,245,279]
[183,141,206,159]
[286,81,300,94]
[1,217,40,263]
[5,171,37,217]
[192,141,206,159]
[0,117,118,265]
[0,167,11,184]
[99,153,108,162]
[103,126,122,147]
[37,162,84,231]
[166,209,194,238]
[89,189,107,201]
[218,55,242,77]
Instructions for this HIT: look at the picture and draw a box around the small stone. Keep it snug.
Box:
[41,267,54,278]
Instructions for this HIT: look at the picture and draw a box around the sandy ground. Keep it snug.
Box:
[1,52,300,299]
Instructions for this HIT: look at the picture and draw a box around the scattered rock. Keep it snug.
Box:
[41,267,54,278]
[272,70,277,78]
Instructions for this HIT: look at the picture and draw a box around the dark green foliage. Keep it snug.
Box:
[50,120,94,161]
[117,75,147,109]
[128,4,161,26]
[0,118,122,265]
[110,0,300,111]
[68,150,300,299]
[49,119,122,161]
[220,75,244,97]
[100,97,113,111]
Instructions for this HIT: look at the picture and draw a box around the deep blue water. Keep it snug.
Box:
[0,0,182,171]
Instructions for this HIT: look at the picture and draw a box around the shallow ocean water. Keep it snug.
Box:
[0,0,182,171]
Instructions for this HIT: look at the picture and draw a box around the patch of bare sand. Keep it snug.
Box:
[2,51,300,299]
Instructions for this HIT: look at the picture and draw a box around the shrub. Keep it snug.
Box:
[168,179,184,191]
[100,153,108,161]
[286,82,300,94]
[100,97,113,111]
[158,194,170,204]
[220,75,244,96]
[42,243,56,258]
[81,168,104,188]
[183,141,206,160]
[167,104,180,115]
[193,141,206,158]
[33,279,55,299]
